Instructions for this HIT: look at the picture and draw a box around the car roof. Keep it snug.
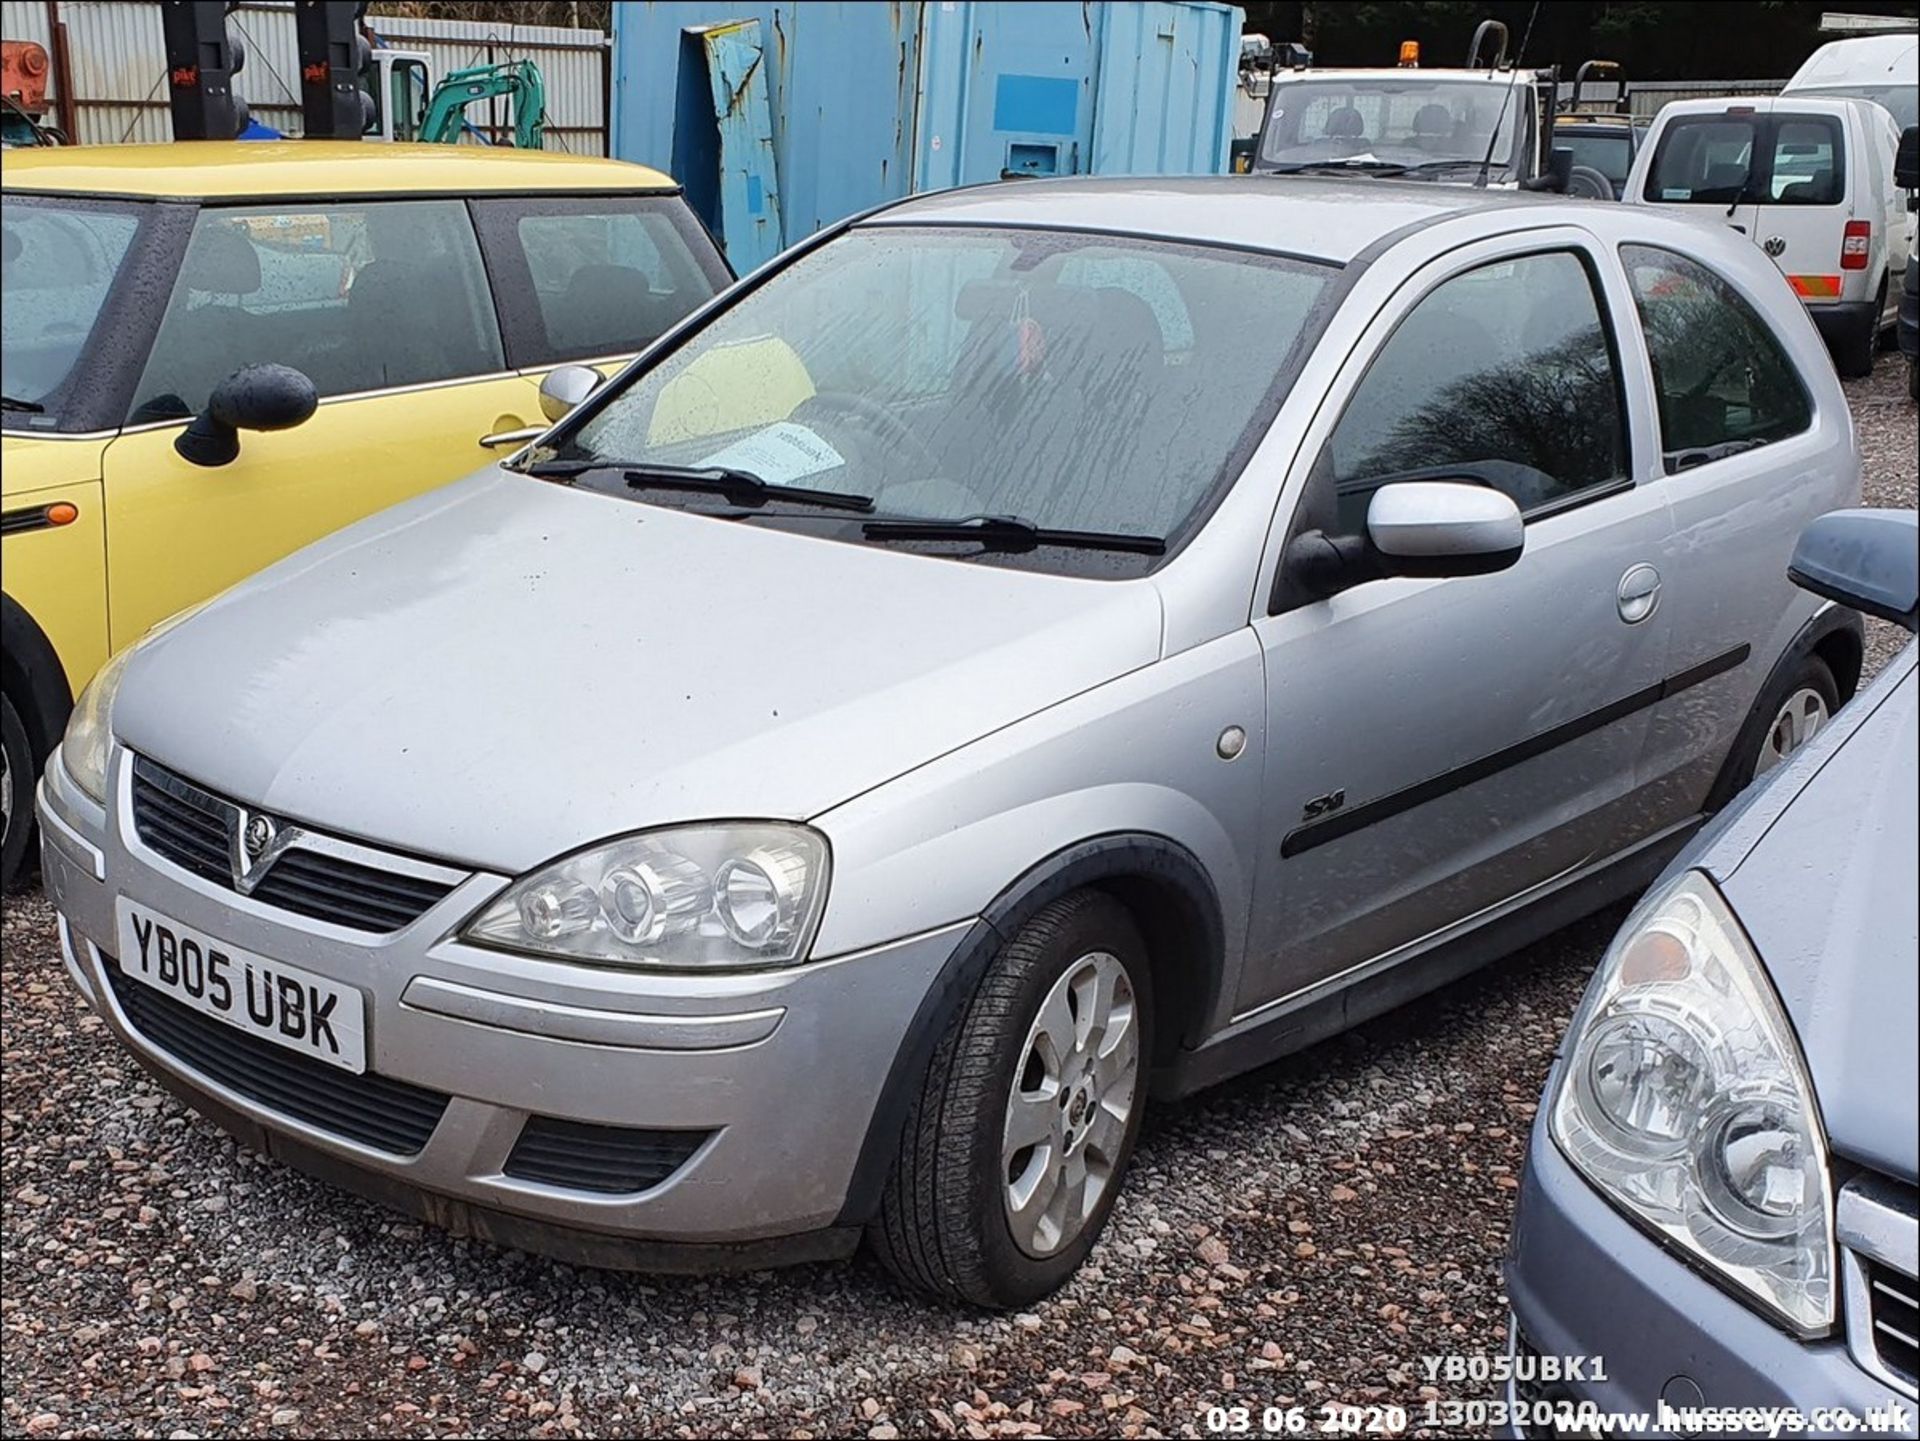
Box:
[1,141,677,199]
[865,174,1562,265]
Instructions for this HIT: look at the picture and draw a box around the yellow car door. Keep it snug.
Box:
[99,197,544,648]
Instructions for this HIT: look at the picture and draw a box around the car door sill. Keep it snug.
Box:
[1151,815,1704,1101]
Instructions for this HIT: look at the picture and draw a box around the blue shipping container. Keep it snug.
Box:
[610,1,1243,270]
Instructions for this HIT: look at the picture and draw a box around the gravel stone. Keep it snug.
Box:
[2,367,1911,1436]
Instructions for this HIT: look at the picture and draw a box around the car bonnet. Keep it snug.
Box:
[110,468,1165,875]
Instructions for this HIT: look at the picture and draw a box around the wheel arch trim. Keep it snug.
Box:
[1,593,75,765]
[1704,601,1864,813]
[833,832,1225,1227]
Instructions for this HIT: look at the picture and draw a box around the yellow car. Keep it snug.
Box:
[1,142,731,885]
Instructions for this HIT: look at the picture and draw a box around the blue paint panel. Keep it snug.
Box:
[609,2,1243,251]
[992,75,1080,136]
[701,19,784,273]
[1090,2,1242,175]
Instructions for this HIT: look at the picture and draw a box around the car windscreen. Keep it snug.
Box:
[1259,76,1526,173]
[1795,83,1917,130]
[2,194,144,428]
[542,226,1336,575]
[1644,113,1846,206]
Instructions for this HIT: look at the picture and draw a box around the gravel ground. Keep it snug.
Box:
[3,365,1914,1441]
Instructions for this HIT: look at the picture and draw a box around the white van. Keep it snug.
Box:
[1784,33,1918,131]
[1625,95,1907,376]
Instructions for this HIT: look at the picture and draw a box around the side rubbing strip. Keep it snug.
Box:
[1280,644,1751,858]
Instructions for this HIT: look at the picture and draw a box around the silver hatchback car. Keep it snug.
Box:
[38,177,1864,1308]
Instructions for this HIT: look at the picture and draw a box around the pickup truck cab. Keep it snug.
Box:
[1252,63,1559,189]
[1250,22,1566,192]
[1626,95,1910,378]
[1,142,732,887]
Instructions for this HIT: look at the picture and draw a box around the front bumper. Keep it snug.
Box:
[1503,1117,1913,1437]
[37,747,966,1263]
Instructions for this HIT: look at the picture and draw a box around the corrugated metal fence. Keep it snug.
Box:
[1627,79,1788,120]
[1,0,607,150]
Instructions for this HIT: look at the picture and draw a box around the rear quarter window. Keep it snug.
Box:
[1621,244,1815,473]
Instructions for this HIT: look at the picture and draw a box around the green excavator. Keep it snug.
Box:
[362,48,546,149]
[418,58,545,148]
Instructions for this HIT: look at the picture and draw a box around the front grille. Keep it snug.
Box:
[106,957,449,1156]
[130,756,458,933]
[1865,1258,1920,1390]
[130,760,230,884]
[504,1116,709,1194]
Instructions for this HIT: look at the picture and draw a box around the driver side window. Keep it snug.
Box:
[1320,249,1629,532]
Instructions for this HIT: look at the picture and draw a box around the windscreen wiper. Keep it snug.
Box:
[1265,160,1411,178]
[1402,158,1499,176]
[521,457,875,513]
[861,514,1167,555]
[1,395,47,413]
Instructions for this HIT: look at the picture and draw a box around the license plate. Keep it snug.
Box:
[114,900,367,1073]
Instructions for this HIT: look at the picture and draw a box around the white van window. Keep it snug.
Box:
[1644,113,1846,207]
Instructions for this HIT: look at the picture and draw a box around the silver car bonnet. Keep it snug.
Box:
[1713,649,1918,1184]
[110,470,1165,873]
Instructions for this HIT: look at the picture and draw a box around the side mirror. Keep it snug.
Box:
[1282,481,1524,603]
[1524,146,1574,194]
[539,364,603,423]
[1895,125,1918,193]
[174,364,318,468]
[1367,481,1524,576]
[1788,509,1918,633]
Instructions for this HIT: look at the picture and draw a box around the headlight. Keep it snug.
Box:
[463,824,829,971]
[1550,870,1833,1333]
[61,646,135,805]
[60,602,208,804]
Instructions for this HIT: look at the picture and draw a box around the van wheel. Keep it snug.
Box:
[1836,284,1883,379]
[869,890,1152,1308]
[1908,356,1918,402]
[1,691,35,892]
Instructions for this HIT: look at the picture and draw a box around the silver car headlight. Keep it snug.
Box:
[61,602,210,804]
[61,645,136,805]
[1550,870,1833,1334]
[463,824,830,971]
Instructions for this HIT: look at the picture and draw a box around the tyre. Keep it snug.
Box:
[1711,653,1840,806]
[869,889,1152,1308]
[1,691,35,892]
[1835,285,1883,380]
[1566,164,1614,201]
[1908,356,1918,402]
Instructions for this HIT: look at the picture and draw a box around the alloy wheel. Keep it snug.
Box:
[1001,951,1141,1258]
[1756,686,1830,777]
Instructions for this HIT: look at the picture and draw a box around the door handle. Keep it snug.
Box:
[480,424,545,449]
[1617,563,1662,625]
